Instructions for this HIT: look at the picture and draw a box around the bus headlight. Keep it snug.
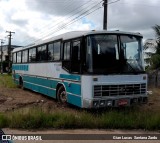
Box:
[93,101,99,108]
[106,100,112,106]
[100,100,105,107]
[132,98,138,103]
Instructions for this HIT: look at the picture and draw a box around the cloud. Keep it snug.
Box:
[108,0,159,30]
[85,0,160,41]
[25,0,95,16]
[0,0,159,46]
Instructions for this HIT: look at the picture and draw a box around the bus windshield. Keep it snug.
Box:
[86,34,144,74]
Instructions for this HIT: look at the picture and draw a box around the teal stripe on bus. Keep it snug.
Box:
[14,74,82,107]
[15,74,20,79]
[60,74,81,81]
[24,81,56,98]
[12,64,29,71]
[23,76,58,88]
[14,74,20,84]
[64,82,81,96]
[67,94,82,107]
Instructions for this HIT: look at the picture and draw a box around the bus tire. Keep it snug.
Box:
[57,86,67,104]
[19,77,25,90]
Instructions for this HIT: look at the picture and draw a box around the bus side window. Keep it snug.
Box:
[54,41,61,61]
[48,41,61,61]
[37,45,47,61]
[13,53,17,63]
[64,42,70,60]
[22,50,28,63]
[71,40,81,73]
[29,48,36,62]
[48,43,54,61]
[62,42,71,71]
[17,51,22,63]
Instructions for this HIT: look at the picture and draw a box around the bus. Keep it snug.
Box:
[12,30,148,108]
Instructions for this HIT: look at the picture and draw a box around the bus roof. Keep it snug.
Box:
[13,30,143,52]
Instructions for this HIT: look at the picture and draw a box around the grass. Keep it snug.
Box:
[0,74,16,88]
[0,107,159,130]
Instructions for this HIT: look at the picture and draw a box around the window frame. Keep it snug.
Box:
[62,37,83,73]
[13,39,62,64]
[37,44,47,62]
[22,49,29,63]
[63,41,71,61]
[29,47,37,62]
[13,52,17,63]
[17,51,22,63]
[48,40,62,62]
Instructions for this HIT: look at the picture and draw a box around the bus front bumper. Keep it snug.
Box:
[83,96,148,108]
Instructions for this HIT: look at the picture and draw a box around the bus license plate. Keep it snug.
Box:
[118,99,128,106]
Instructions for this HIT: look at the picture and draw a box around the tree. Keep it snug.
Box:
[153,24,160,44]
[144,25,160,70]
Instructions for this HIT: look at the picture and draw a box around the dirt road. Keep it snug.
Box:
[2,128,160,143]
[0,87,76,113]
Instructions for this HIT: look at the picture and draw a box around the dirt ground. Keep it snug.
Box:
[0,85,160,112]
[0,87,76,113]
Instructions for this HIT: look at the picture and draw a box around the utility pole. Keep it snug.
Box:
[6,31,15,74]
[103,0,108,30]
[0,39,5,74]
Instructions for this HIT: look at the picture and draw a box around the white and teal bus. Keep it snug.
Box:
[12,30,148,108]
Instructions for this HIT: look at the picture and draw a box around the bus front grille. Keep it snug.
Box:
[94,84,146,97]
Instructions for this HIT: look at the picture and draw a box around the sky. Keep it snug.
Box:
[0,0,160,46]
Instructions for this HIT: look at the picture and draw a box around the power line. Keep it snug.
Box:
[24,0,103,45]
[21,0,120,46]
[20,0,98,45]
[19,0,78,44]
[35,4,103,43]
[33,0,120,43]
[22,0,99,45]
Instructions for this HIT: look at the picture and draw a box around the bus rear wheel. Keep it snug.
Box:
[57,86,67,104]
[19,77,24,89]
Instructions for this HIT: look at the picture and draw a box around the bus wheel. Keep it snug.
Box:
[57,86,67,103]
[19,77,24,89]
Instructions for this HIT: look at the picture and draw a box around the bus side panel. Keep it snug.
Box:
[48,80,59,98]
[81,76,93,108]
[14,73,21,85]
[23,75,58,98]
[67,94,81,107]
[59,74,82,108]
[13,63,83,107]
[64,82,81,107]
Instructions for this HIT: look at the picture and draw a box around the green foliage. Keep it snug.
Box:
[0,114,9,128]
[156,43,160,54]
[150,54,160,69]
[144,25,160,70]
[0,74,16,88]
[153,24,160,42]
[0,107,160,130]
